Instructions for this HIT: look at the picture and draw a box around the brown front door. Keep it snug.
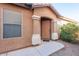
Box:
[41,20,51,41]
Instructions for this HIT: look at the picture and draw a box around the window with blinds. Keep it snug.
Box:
[3,9,22,38]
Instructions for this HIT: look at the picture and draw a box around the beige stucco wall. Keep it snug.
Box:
[33,7,59,36]
[0,5,60,53]
[33,19,41,34]
[0,4,32,53]
[33,7,58,20]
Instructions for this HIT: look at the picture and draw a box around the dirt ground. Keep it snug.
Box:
[50,40,79,56]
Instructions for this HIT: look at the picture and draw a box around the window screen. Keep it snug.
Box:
[3,9,22,38]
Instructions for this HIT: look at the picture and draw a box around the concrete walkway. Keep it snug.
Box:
[50,40,79,56]
[0,41,64,56]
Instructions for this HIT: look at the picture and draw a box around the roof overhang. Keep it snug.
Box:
[59,16,79,23]
[13,3,77,23]
[32,3,61,18]
[13,3,61,17]
[12,3,32,9]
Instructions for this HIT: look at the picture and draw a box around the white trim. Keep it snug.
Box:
[32,15,41,20]
[51,32,58,40]
[32,34,42,45]
[21,12,23,37]
[1,8,3,40]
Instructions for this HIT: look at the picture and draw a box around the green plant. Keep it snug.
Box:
[60,23,79,43]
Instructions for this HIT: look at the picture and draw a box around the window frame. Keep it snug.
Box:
[1,8,23,40]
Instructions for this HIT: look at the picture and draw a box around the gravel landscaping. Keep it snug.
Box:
[50,40,79,56]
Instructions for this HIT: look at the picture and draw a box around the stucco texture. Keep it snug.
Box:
[0,4,32,53]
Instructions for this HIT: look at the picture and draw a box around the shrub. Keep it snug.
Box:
[60,23,79,43]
